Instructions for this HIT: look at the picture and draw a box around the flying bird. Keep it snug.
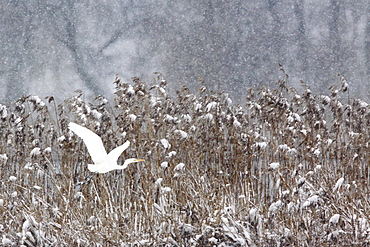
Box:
[68,122,144,173]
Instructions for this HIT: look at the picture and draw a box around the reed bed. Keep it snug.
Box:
[1,73,370,246]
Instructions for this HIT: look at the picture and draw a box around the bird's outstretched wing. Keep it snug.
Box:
[108,141,130,163]
[68,122,108,164]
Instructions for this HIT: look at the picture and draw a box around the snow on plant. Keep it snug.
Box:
[0,75,369,245]
[333,177,344,192]
[0,154,8,164]
[173,129,188,139]
[160,139,170,149]
[128,114,137,122]
[269,162,280,170]
[160,161,168,168]
[174,163,185,171]
[206,101,218,112]
[30,147,41,157]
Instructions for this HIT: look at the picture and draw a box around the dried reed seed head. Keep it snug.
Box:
[0,76,369,245]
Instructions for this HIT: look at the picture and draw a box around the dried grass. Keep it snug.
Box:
[1,73,370,246]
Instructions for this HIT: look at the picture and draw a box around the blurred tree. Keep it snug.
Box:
[40,0,119,96]
[293,0,309,81]
[1,0,370,102]
[0,1,36,101]
[267,0,285,65]
[328,0,342,70]
[365,2,370,80]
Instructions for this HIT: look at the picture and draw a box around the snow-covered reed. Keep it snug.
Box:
[1,73,370,246]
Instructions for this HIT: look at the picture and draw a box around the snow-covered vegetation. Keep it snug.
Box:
[1,73,370,246]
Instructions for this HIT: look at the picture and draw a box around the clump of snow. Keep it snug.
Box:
[32,139,40,147]
[128,114,137,122]
[353,153,359,160]
[174,163,185,171]
[278,144,289,152]
[249,208,257,223]
[329,214,340,225]
[333,177,344,192]
[164,114,178,123]
[21,215,43,245]
[161,187,171,193]
[160,161,168,168]
[121,131,127,139]
[297,177,306,187]
[29,95,45,107]
[287,202,295,213]
[166,151,177,158]
[293,113,301,122]
[208,237,218,244]
[178,222,197,236]
[33,185,42,190]
[79,114,87,123]
[24,162,34,170]
[313,148,320,156]
[269,162,280,170]
[9,176,16,182]
[0,154,8,164]
[174,130,188,139]
[357,100,368,108]
[327,230,345,241]
[268,200,283,215]
[326,138,333,146]
[91,109,102,120]
[204,113,213,121]
[0,104,8,119]
[2,235,13,245]
[206,101,218,112]
[14,117,22,125]
[30,147,41,157]
[300,129,307,136]
[182,114,192,123]
[52,207,61,218]
[358,217,367,233]
[155,178,163,186]
[127,85,135,95]
[233,117,241,128]
[158,86,166,95]
[57,135,66,143]
[253,142,268,150]
[160,139,170,149]
[321,95,331,105]
[314,165,322,172]
[349,131,360,138]
[303,195,321,208]
[194,103,202,111]
[43,147,52,154]
[226,97,232,106]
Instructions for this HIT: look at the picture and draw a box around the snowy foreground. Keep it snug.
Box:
[1,76,370,246]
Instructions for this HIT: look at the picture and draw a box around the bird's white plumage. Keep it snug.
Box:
[68,122,108,164]
[68,122,144,173]
[108,141,130,163]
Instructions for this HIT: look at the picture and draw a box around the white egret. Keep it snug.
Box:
[68,122,144,173]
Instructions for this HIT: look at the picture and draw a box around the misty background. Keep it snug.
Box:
[1,0,370,103]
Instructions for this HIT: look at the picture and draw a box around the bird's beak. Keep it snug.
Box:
[136,159,145,162]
